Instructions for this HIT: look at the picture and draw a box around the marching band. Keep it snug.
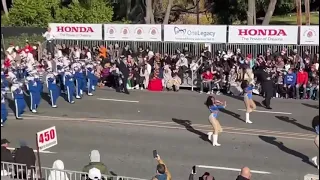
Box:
[0,52,100,127]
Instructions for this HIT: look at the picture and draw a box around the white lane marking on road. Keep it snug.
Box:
[13,113,315,138]
[97,98,139,103]
[237,109,292,115]
[15,115,314,141]
[196,165,272,175]
[7,147,56,154]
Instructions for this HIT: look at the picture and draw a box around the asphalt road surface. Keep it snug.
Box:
[1,88,319,180]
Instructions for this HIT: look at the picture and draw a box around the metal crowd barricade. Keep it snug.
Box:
[48,39,318,59]
[1,162,148,180]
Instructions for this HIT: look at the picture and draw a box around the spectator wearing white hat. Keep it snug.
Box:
[88,168,102,180]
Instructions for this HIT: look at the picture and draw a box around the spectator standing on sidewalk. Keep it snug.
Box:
[42,27,55,57]
[48,160,69,180]
[1,139,13,163]
[83,150,109,175]
[153,155,171,180]
[236,167,252,180]
[14,141,36,169]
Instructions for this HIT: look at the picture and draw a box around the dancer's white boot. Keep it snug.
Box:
[245,113,253,124]
[311,156,319,169]
[207,132,213,141]
[212,134,221,146]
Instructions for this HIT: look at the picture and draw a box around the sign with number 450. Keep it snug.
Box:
[36,126,58,151]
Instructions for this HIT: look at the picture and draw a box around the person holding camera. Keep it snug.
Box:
[152,154,171,180]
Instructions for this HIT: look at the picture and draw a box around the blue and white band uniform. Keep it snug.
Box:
[46,74,60,108]
[26,77,41,113]
[74,68,85,99]
[63,72,75,104]
[12,85,26,119]
[1,92,8,126]
[86,65,95,96]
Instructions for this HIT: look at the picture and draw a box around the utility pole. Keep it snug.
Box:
[296,0,302,25]
[305,0,310,25]
[196,0,199,24]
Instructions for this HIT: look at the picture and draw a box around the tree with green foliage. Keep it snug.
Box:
[1,0,114,27]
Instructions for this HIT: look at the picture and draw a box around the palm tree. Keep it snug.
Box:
[2,0,9,18]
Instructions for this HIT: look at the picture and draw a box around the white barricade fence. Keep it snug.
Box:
[1,161,147,180]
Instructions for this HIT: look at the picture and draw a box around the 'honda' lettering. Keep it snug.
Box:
[238,29,287,36]
[56,26,94,33]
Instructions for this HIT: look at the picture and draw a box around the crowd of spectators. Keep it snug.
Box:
[1,138,252,180]
[2,41,319,100]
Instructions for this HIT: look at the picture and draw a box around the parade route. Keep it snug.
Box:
[1,89,319,180]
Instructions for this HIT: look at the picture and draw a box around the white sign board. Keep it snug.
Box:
[228,25,298,44]
[104,24,162,41]
[300,26,319,45]
[36,126,58,151]
[49,23,103,40]
[163,25,227,43]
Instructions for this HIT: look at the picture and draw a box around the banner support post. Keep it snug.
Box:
[36,134,43,180]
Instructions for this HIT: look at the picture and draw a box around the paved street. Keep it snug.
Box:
[1,88,319,180]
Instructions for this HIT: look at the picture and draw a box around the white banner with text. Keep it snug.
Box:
[228,26,299,44]
[300,26,319,45]
[49,23,103,40]
[163,25,227,43]
[104,24,161,41]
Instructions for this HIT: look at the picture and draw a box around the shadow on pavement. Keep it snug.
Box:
[312,115,319,129]
[23,93,31,110]
[172,118,211,144]
[302,103,319,109]
[224,93,264,108]
[275,116,315,132]
[7,98,16,115]
[41,92,52,106]
[259,135,316,167]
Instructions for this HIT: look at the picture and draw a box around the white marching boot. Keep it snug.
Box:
[212,134,221,146]
[207,132,213,141]
[245,113,253,124]
[311,156,319,169]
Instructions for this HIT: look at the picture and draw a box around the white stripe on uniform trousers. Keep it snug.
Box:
[50,90,54,106]
[67,87,70,102]
[76,80,79,96]
[30,92,33,110]
[15,99,19,118]
[88,79,90,93]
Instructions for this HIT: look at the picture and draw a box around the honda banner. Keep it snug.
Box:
[300,26,319,45]
[49,23,103,40]
[163,25,227,43]
[104,24,161,41]
[228,26,298,44]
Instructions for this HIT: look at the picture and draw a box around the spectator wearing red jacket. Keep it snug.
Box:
[23,41,34,53]
[296,68,309,99]
[200,69,214,94]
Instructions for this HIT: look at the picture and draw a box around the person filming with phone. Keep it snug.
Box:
[152,151,171,180]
